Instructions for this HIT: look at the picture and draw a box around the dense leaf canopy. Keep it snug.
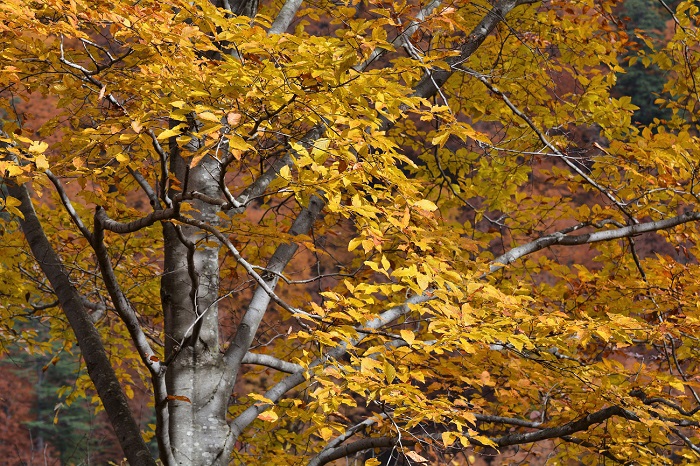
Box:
[2,0,700,464]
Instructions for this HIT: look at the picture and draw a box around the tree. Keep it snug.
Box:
[2,0,700,464]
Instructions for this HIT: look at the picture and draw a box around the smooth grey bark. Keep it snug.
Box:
[269,0,304,34]
[227,0,260,17]
[161,127,229,464]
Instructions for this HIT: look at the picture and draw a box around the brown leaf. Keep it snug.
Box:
[405,451,429,463]
[226,112,242,126]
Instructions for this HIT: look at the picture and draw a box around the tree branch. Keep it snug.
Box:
[492,406,638,447]
[241,352,304,373]
[92,207,175,465]
[44,170,93,243]
[128,166,161,209]
[307,415,387,466]
[95,206,176,234]
[630,389,700,417]
[310,437,416,466]
[488,211,700,274]
[269,0,303,34]
[226,293,432,446]
[356,0,442,71]
[411,0,539,100]
[475,414,542,428]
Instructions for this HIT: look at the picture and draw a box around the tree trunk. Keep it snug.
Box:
[161,144,230,464]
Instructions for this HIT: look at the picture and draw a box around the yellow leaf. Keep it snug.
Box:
[318,426,333,441]
[381,255,390,270]
[669,379,685,392]
[198,111,220,122]
[228,135,251,151]
[400,206,410,228]
[365,459,381,466]
[442,431,455,447]
[257,410,278,422]
[5,164,24,177]
[190,152,207,167]
[431,131,450,147]
[3,196,24,219]
[279,165,291,179]
[131,120,143,133]
[594,326,611,341]
[28,141,48,154]
[469,434,497,447]
[35,153,49,170]
[157,125,186,140]
[400,329,415,346]
[414,199,437,212]
[416,273,430,290]
[384,359,396,384]
[361,357,382,374]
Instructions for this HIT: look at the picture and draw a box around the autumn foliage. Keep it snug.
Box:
[3,0,700,464]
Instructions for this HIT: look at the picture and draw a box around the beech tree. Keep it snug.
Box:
[3,0,700,464]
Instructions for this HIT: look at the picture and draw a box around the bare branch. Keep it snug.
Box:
[310,437,416,466]
[92,207,174,465]
[146,129,171,207]
[241,352,304,373]
[95,206,176,233]
[176,214,308,317]
[45,170,94,243]
[93,211,162,375]
[671,426,700,455]
[58,35,131,115]
[220,192,325,374]
[128,166,161,209]
[268,0,303,34]
[475,414,542,428]
[80,296,106,323]
[488,211,700,274]
[492,406,638,448]
[630,389,700,417]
